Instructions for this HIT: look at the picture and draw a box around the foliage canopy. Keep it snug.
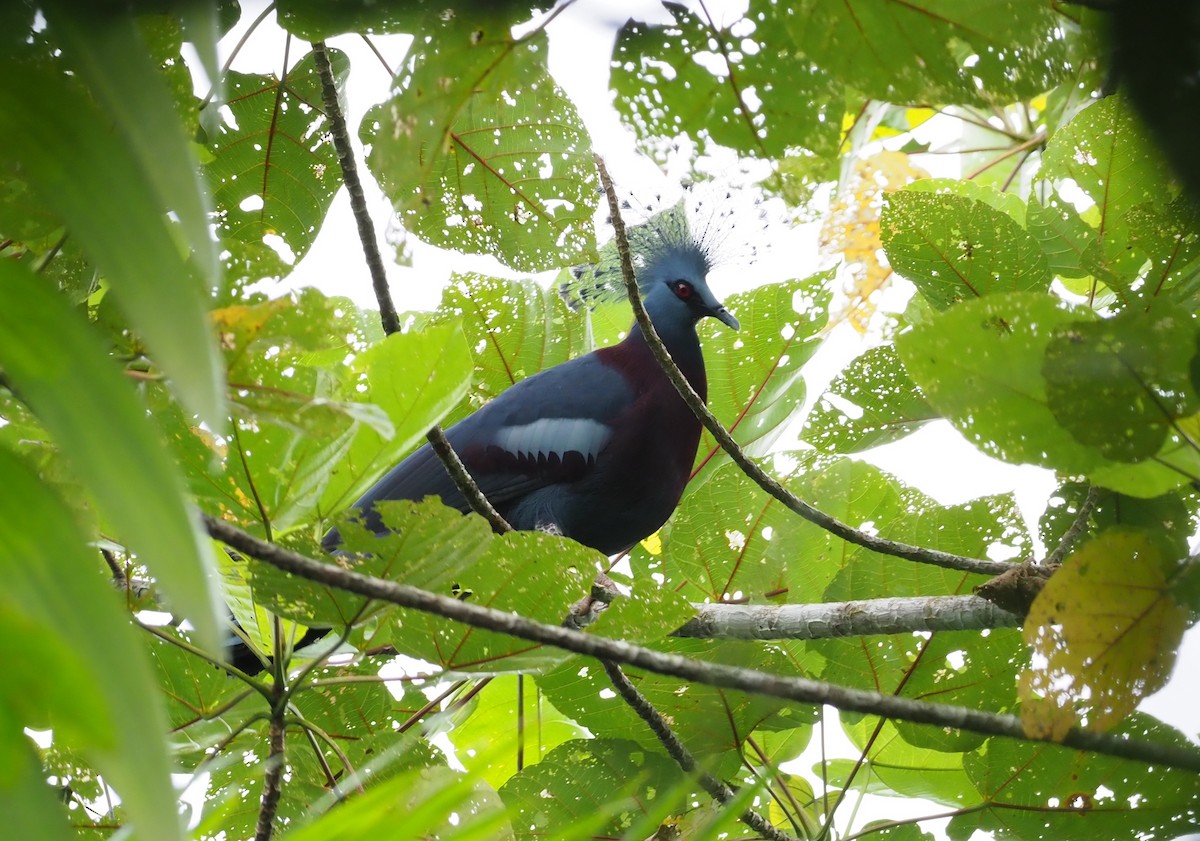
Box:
[1,1,1198,840]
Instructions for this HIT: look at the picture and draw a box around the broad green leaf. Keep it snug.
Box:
[201,49,346,285]
[0,448,182,841]
[802,345,939,454]
[448,676,588,791]
[291,660,446,774]
[499,739,690,840]
[883,189,1051,310]
[1122,198,1200,313]
[45,5,218,289]
[319,320,476,519]
[612,1,841,158]
[0,738,77,841]
[252,498,495,628]
[387,529,600,674]
[780,0,1072,106]
[828,719,973,807]
[691,272,832,487]
[906,178,1028,223]
[276,0,478,40]
[949,715,1200,841]
[538,639,806,760]
[0,23,225,430]
[287,764,511,840]
[1027,190,1097,280]
[433,275,602,417]
[1038,483,1194,560]
[1043,307,1200,462]
[896,292,1193,496]
[1039,96,1171,245]
[659,462,797,603]
[1020,529,1187,738]
[366,21,597,271]
[0,260,222,655]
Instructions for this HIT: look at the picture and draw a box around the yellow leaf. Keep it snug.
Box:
[820,151,928,332]
[1020,528,1187,739]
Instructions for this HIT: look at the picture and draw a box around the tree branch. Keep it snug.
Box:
[425,425,513,533]
[311,40,400,337]
[1043,485,1100,566]
[675,595,1020,640]
[592,156,1011,579]
[600,659,797,841]
[203,514,1200,774]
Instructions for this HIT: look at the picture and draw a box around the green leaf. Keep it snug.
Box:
[1043,307,1200,462]
[802,345,939,454]
[499,739,690,840]
[365,22,597,271]
[1039,96,1171,244]
[0,260,223,655]
[779,0,1072,105]
[896,292,1194,496]
[0,447,182,841]
[825,719,974,807]
[539,640,808,761]
[448,676,588,791]
[201,49,346,284]
[1027,190,1097,279]
[320,320,476,520]
[949,715,1200,840]
[45,5,219,289]
[0,737,77,841]
[0,14,226,431]
[612,1,841,158]
[691,272,833,486]
[883,189,1051,310]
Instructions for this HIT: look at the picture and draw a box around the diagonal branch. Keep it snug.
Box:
[313,40,506,530]
[203,514,1200,774]
[592,156,1011,578]
[311,40,400,337]
[600,659,798,841]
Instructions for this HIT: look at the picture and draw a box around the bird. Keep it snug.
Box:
[228,203,738,675]
[324,204,739,556]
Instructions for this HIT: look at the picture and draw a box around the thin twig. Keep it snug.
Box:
[311,40,401,336]
[600,659,798,841]
[592,156,1010,578]
[253,711,286,841]
[425,426,513,532]
[1043,486,1101,566]
[202,515,1200,774]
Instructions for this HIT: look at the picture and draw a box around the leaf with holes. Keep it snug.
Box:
[201,48,346,284]
[365,19,596,271]
[612,0,841,158]
[779,0,1072,106]
[1020,528,1188,739]
[691,271,832,488]
[883,189,1051,310]
[802,345,939,454]
[1043,306,1200,463]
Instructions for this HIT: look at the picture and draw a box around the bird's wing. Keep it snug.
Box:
[346,352,634,531]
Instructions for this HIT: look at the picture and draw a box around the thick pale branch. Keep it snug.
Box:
[203,515,1200,774]
[676,595,1020,640]
[592,157,1011,579]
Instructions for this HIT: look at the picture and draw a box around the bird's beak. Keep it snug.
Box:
[713,306,739,331]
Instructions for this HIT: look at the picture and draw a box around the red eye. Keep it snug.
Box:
[673,280,694,299]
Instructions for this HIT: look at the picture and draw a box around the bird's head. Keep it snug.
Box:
[563,196,739,332]
[640,245,739,331]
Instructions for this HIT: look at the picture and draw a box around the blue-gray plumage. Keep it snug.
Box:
[325,217,738,556]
